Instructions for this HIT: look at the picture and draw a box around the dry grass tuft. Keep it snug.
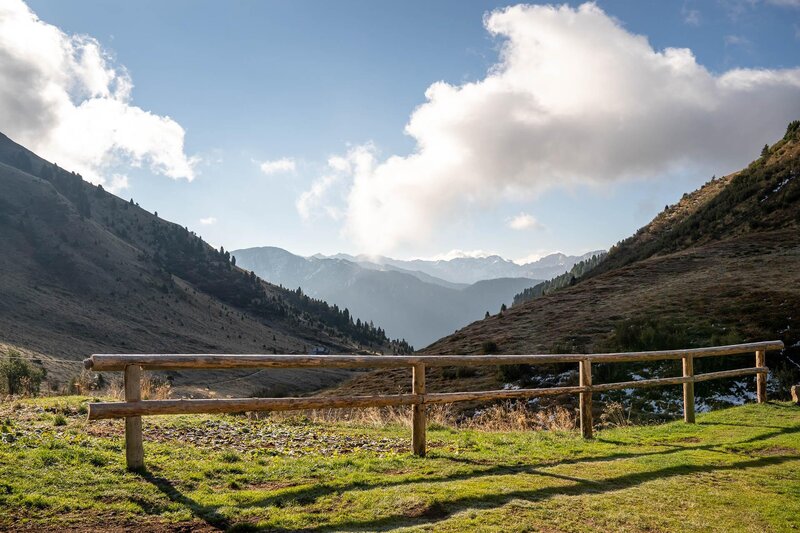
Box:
[262,401,575,432]
[599,400,632,428]
[464,401,576,432]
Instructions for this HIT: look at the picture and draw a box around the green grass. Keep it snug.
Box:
[1,397,799,532]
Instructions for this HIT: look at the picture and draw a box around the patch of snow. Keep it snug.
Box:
[503,383,521,390]
[773,177,792,194]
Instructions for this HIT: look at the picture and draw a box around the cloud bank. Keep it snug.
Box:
[301,2,800,254]
[0,0,196,185]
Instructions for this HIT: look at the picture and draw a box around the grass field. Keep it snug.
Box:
[1,397,799,532]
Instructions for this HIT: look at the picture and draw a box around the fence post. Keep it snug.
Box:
[756,349,766,404]
[124,365,144,470]
[412,363,426,457]
[682,354,695,423]
[579,359,593,439]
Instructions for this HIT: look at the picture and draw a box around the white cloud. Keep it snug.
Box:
[259,157,296,175]
[421,249,501,261]
[724,34,751,46]
[199,216,217,225]
[0,0,196,186]
[296,174,340,221]
[107,174,129,193]
[304,2,800,255]
[296,144,375,222]
[682,8,702,26]
[507,212,543,231]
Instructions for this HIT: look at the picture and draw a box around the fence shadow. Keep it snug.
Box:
[139,471,231,530]
[137,421,800,532]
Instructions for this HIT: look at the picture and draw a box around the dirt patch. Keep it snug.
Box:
[405,500,449,519]
[754,446,798,456]
[0,514,217,533]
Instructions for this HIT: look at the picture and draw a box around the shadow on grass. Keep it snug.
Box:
[139,419,800,532]
[265,454,799,533]
[139,471,230,530]
[240,422,800,512]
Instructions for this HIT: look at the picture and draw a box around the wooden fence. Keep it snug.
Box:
[83,340,783,470]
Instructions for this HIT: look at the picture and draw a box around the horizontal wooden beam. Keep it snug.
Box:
[89,394,423,420]
[424,385,588,404]
[592,375,692,392]
[592,367,768,392]
[84,353,588,371]
[84,341,783,372]
[588,341,783,363]
[693,366,767,383]
[87,366,773,420]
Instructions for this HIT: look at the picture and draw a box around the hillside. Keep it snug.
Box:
[329,124,800,406]
[233,246,540,347]
[0,132,408,397]
[425,123,800,359]
[1,397,798,531]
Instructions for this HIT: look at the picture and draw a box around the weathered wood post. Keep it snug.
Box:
[579,359,593,439]
[412,363,426,457]
[682,354,695,423]
[756,349,766,404]
[124,365,144,470]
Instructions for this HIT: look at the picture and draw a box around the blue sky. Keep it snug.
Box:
[5,1,800,261]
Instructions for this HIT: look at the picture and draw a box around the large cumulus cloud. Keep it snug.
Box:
[0,0,196,189]
[303,2,800,254]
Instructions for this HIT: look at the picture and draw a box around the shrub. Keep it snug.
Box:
[480,340,498,354]
[0,352,46,396]
[441,366,478,380]
[497,364,532,382]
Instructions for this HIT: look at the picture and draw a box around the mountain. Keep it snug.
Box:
[330,122,800,407]
[232,246,540,347]
[426,121,800,356]
[314,251,604,285]
[0,132,408,397]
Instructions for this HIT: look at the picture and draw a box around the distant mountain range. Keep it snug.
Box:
[314,251,604,286]
[232,247,600,347]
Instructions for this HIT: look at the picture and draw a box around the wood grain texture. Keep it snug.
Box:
[756,350,767,403]
[90,394,423,420]
[579,360,593,439]
[124,365,144,471]
[83,341,783,371]
[683,355,695,424]
[412,364,426,457]
[84,353,588,371]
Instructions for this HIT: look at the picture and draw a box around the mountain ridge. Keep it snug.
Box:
[310,250,604,285]
[232,246,545,347]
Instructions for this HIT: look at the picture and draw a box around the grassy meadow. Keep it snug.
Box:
[0,397,799,531]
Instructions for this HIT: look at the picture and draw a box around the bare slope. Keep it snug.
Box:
[428,123,800,356]
[0,133,404,396]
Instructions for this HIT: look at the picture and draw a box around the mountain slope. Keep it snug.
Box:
[0,132,405,396]
[427,123,800,356]
[232,246,539,347]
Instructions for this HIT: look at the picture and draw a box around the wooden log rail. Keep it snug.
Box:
[83,340,783,470]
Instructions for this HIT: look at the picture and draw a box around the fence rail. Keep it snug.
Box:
[83,340,783,470]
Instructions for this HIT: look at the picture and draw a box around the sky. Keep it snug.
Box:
[2,1,799,262]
